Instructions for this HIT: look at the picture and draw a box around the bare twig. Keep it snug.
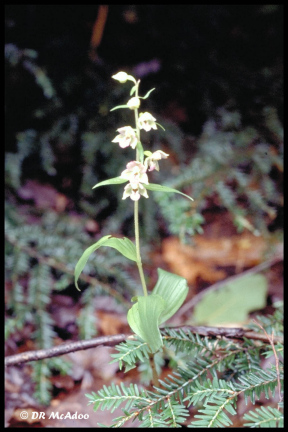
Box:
[5,333,133,367]
[5,325,283,367]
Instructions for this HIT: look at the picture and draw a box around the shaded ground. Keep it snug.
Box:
[5,195,283,427]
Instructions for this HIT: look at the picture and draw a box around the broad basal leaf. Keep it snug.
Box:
[75,235,137,291]
[192,274,268,325]
[92,176,127,189]
[152,268,189,324]
[127,294,166,353]
[145,183,194,201]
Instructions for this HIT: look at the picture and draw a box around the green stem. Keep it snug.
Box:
[149,353,159,387]
[134,199,148,296]
[133,79,147,296]
[134,80,140,161]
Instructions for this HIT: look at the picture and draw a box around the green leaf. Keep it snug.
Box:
[140,88,155,99]
[192,274,268,325]
[155,122,166,131]
[127,294,166,353]
[152,268,189,324]
[110,104,129,111]
[92,176,127,189]
[144,150,153,157]
[145,183,194,201]
[130,85,136,96]
[75,235,137,291]
[136,141,144,164]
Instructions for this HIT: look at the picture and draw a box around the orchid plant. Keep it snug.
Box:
[74,71,194,354]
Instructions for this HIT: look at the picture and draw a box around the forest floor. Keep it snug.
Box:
[5,181,283,427]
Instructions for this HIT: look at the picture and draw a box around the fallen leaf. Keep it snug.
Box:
[192,274,268,325]
[162,233,267,285]
[18,180,69,211]
[97,310,128,335]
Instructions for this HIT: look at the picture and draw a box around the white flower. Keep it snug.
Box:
[127,97,140,110]
[138,112,157,131]
[144,150,169,171]
[122,183,149,201]
[112,126,138,149]
[120,161,148,187]
[121,161,149,201]
[112,71,136,84]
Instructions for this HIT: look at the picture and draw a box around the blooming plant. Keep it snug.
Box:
[74,72,194,355]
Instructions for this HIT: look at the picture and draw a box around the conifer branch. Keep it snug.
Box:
[5,232,131,307]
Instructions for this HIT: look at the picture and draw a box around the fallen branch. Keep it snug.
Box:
[5,325,282,367]
[5,333,132,367]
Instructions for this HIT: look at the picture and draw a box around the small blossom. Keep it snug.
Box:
[120,161,148,187]
[127,97,140,110]
[112,126,138,149]
[144,150,169,171]
[112,71,136,84]
[122,183,149,201]
[138,112,157,132]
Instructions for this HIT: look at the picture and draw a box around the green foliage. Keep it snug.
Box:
[86,306,283,427]
[5,7,283,424]
[126,270,189,353]
[5,203,136,404]
[74,235,138,291]
[243,405,283,428]
[154,107,283,240]
[5,44,283,244]
[5,44,56,100]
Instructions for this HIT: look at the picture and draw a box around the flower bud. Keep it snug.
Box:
[112,71,129,83]
[127,97,140,110]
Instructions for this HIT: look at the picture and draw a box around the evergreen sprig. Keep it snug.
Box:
[5,203,134,404]
[243,405,283,428]
[86,306,283,427]
[110,337,152,371]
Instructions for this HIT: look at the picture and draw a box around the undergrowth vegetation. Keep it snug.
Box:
[5,5,283,425]
[88,308,283,427]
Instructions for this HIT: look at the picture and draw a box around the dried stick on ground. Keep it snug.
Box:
[5,325,282,367]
